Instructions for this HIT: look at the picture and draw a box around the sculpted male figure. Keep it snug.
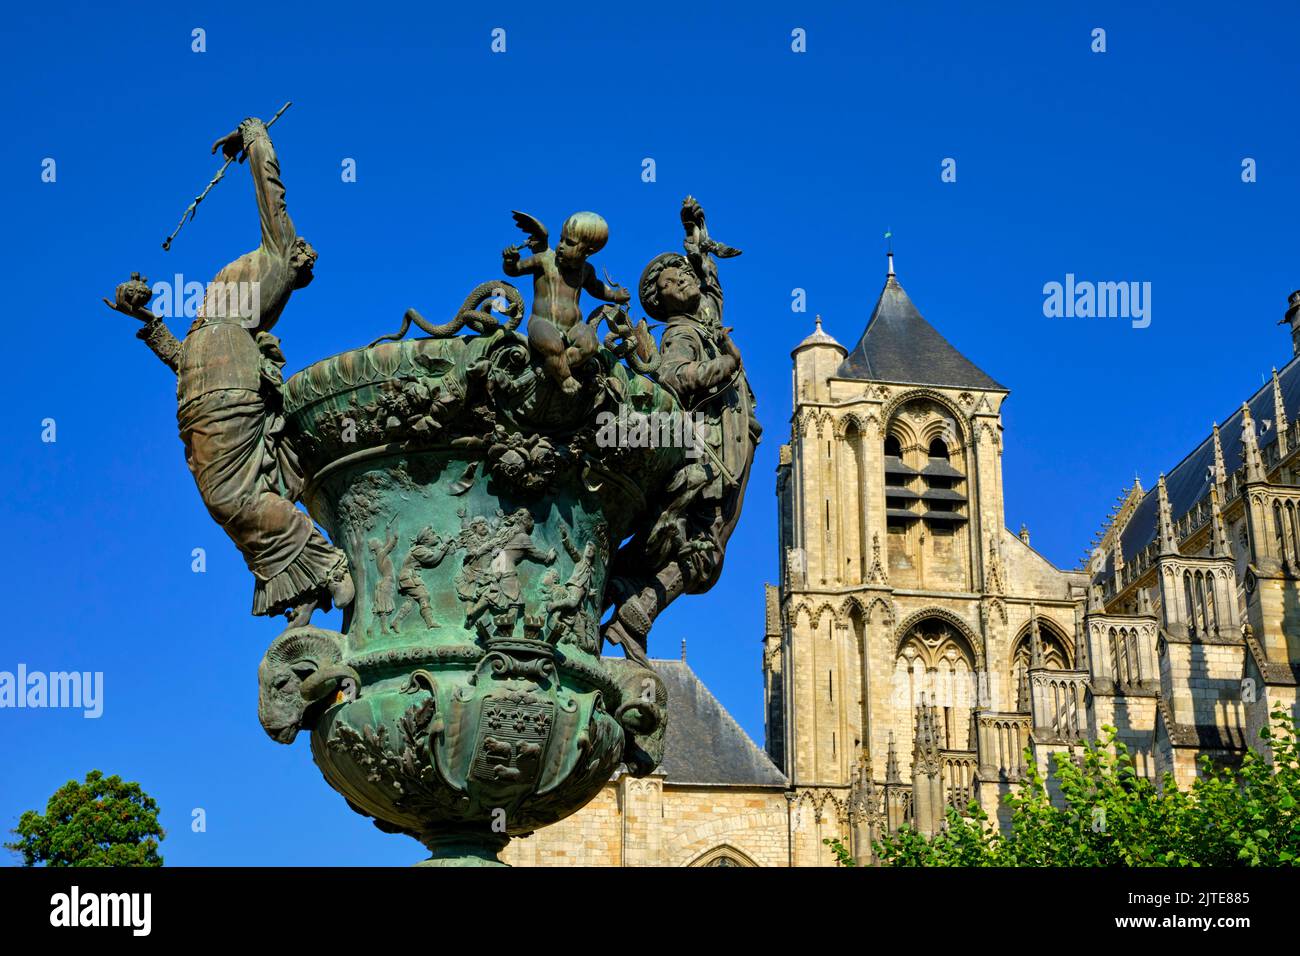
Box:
[106,116,353,625]
[603,197,760,669]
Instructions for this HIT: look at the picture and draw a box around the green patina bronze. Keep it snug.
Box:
[105,112,757,864]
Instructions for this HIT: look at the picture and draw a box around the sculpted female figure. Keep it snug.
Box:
[105,116,353,625]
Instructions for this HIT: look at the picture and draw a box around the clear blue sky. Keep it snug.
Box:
[2,2,1297,865]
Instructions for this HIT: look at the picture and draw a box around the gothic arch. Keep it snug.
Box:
[793,787,846,824]
[789,602,814,629]
[884,414,922,450]
[863,595,895,625]
[839,593,889,622]
[1010,617,1074,669]
[881,388,972,444]
[689,844,759,867]
[892,607,985,671]
[977,420,1002,451]
[798,408,832,439]
[839,594,866,619]
[834,411,877,440]
[789,600,839,631]
[919,418,964,454]
[809,602,838,630]
[987,596,1008,625]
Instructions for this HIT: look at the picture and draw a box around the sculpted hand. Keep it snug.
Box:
[681,195,704,226]
[720,331,742,365]
[211,128,244,162]
[612,286,631,304]
[103,272,157,322]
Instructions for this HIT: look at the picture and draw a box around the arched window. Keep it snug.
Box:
[1289,502,1300,566]
[894,617,978,749]
[928,438,950,461]
[1194,572,1208,638]
[690,845,758,867]
[1274,501,1287,562]
[1203,571,1218,635]
[1125,628,1141,682]
[1110,626,1138,686]
[884,435,902,458]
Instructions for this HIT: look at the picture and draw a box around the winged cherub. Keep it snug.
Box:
[502,210,630,394]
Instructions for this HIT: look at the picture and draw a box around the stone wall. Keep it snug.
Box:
[502,777,790,866]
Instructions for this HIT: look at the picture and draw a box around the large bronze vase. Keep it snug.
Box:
[273,331,676,864]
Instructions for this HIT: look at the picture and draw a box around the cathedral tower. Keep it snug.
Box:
[772,259,1089,864]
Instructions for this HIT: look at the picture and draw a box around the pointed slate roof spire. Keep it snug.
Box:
[1157,473,1178,555]
[837,271,1004,390]
[1241,402,1266,484]
[1273,368,1289,457]
[1212,422,1226,488]
[1209,479,1230,558]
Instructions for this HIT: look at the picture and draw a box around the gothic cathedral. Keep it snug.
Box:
[506,265,1300,866]
[769,261,1300,864]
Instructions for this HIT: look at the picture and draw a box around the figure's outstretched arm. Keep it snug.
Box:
[582,266,630,304]
[559,527,582,562]
[213,117,296,259]
[681,197,723,300]
[102,289,182,374]
[137,318,183,374]
[501,248,540,278]
[525,540,558,564]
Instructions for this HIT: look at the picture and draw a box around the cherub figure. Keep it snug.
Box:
[502,211,630,394]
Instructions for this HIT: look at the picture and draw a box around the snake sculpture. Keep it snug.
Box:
[369,282,662,382]
[591,303,662,376]
[368,281,527,347]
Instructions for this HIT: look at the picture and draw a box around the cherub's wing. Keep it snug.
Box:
[511,210,549,252]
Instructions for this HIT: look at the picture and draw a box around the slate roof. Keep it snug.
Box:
[1110,355,1300,569]
[837,275,1005,391]
[652,659,788,787]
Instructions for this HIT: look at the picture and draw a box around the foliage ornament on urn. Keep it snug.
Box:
[104,111,758,864]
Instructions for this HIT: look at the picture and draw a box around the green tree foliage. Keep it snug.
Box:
[860,708,1300,867]
[5,770,165,867]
